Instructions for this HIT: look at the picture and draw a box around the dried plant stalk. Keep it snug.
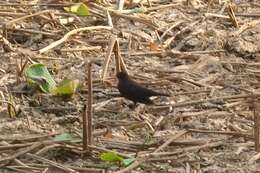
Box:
[102,36,116,81]
[83,62,93,152]
[87,62,93,146]
[227,4,238,28]
[254,101,260,151]
[114,39,127,73]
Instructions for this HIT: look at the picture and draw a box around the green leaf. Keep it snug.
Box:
[64,3,90,16]
[54,133,73,141]
[54,133,81,143]
[50,79,80,96]
[70,138,82,143]
[25,63,56,93]
[100,152,124,163]
[122,158,135,166]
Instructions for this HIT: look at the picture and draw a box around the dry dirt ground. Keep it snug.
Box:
[1,0,260,173]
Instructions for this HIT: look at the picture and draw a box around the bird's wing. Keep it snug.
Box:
[127,79,161,97]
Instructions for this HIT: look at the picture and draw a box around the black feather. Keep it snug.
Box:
[117,72,169,104]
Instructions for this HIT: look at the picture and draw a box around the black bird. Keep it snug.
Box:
[116,72,170,104]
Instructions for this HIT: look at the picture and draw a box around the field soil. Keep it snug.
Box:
[1,0,260,172]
